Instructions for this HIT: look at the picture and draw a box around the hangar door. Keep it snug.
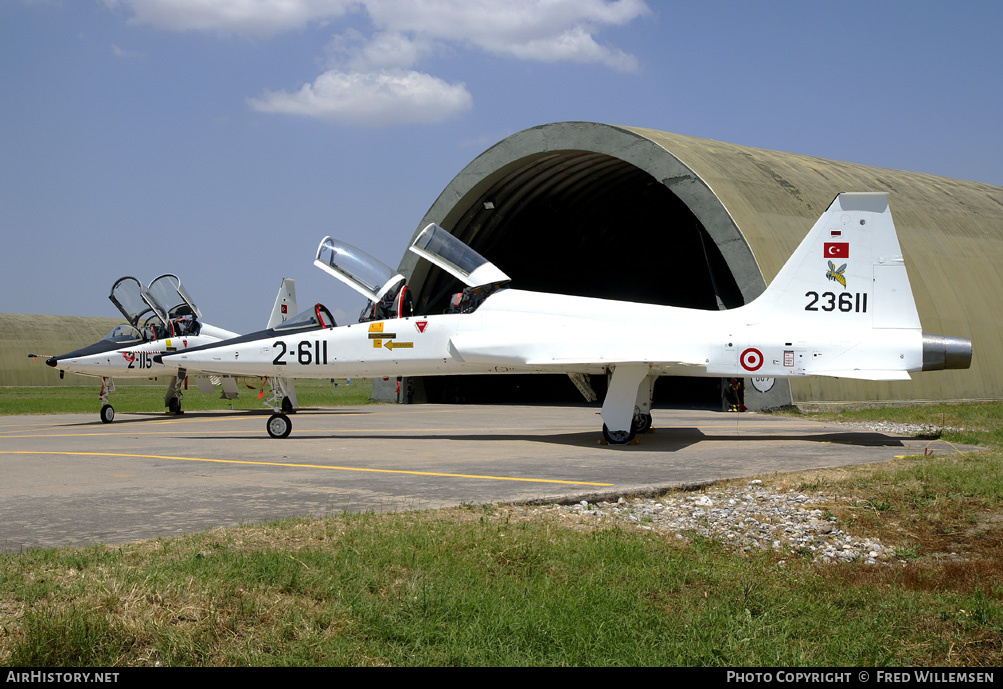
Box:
[408,151,745,408]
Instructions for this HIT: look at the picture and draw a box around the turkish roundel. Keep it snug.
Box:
[824,242,849,258]
[740,348,764,372]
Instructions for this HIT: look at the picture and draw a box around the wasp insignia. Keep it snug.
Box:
[826,261,847,288]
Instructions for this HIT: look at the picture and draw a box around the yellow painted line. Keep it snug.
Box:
[0,426,601,440]
[0,451,614,486]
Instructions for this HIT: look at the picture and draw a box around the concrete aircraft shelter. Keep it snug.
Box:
[396,121,1002,409]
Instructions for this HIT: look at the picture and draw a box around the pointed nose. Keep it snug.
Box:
[45,357,58,367]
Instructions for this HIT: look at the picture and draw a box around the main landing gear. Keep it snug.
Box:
[165,375,184,415]
[600,367,657,445]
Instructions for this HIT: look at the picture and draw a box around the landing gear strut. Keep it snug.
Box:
[98,377,116,423]
[165,375,184,415]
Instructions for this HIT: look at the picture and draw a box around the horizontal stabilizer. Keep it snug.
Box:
[811,369,912,381]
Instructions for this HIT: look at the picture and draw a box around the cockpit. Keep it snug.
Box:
[312,227,512,321]
[314,237,412,322]
[408,223,511,314]
[108,274,203,340]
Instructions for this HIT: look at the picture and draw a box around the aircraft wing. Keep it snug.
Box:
[448,331,706,371]
[809,369,912,381]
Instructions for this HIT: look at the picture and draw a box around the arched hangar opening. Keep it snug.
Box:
[399,123,778,409]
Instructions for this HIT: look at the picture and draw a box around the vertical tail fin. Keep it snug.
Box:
[267,278,297,329]
[748,192,920,330]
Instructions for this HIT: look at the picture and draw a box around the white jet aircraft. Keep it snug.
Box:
[158,193,972,443]
[36,274,300,423]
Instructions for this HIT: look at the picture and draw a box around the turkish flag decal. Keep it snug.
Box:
[824,242,849,258]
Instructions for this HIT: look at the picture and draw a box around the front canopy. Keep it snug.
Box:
[314,237,405,302]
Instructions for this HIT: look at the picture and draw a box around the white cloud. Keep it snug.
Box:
[110,44,144,59]
[325,29,434,71]
[102,0,356,37]
[107,0,648,71]
[363,0,649,72]
[107,0,650,125]
[247,68,472,126]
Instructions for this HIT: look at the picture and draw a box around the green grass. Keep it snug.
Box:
[1,504,1000,667]
[0,379,374,416]
[792,401,1003,450]
[1,398,1001,666]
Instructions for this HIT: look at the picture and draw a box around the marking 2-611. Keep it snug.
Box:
[805,291,868,313]
[272,340,329,366]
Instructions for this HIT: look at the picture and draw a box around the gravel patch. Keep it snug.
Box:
[506,418,978,565]
[514,419,948,565]
[515,482,901,565]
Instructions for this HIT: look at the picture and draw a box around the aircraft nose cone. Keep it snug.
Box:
[45,357,58,367]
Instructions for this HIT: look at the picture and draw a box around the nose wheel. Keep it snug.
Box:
[267,413,292,439]
[100,404,115,424]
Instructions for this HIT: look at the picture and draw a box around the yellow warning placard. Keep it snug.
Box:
[368,322,383,348]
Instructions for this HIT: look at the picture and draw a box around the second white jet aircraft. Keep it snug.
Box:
[39,274,299,422]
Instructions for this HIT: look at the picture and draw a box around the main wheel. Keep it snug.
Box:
[168,397,182,414]
[267,413,292,439]
[100,404,115,424]
[281,396,294,413]
[602,423,636,445]
[633,412,653,434]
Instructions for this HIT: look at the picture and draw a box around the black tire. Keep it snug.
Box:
[633,412,653,434]
[100,404,115,424]
[602,423,635,445]
[281,396,294,413]
[168,397,181,414]
[267,413,292,439]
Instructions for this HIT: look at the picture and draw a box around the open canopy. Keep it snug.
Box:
[409,224,510,288]
[108,276,168,327]
[147,273,201,320]
[314,237,405,302]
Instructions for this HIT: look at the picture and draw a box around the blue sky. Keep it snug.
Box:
[3,0,1001,333]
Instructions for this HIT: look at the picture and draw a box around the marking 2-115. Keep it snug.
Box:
[805,291,868,313]
[126,352,154,369]
[272,340,329,366]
